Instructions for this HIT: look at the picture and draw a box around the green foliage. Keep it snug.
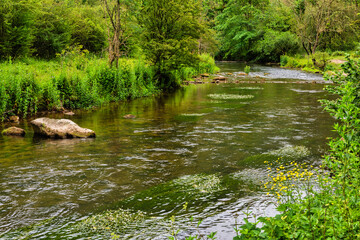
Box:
[0,0,107,60]
[68,4,106,53]
[244,65,251,74]
[215,0,299,62]
[32,0,71,59]
[140,0,211,89]
[0,57,159,119]
[236,56,360,239]
[0,0,34,60]
[254,30,299,62]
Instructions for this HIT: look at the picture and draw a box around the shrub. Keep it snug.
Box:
[244,65,251,74]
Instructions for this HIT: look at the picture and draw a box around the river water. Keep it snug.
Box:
[0,62,335,239]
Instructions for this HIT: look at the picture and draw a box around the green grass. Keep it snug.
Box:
[280,51,358,74]
[0,54,217,120]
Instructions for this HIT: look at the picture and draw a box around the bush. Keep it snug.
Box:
[255,30,300,62]
[244,65,251,74]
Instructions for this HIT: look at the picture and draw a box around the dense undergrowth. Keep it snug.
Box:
[280,50,360,74]
[235,57,360,239]
[0,53,217,120]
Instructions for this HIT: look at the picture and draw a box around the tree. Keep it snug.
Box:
[68,4,106,53]
[140,0,207,89]
[215,0,269,60]
[0,0,34,60]
[292,0,358,66]
[32,0,71,59]
[102,0,138,67]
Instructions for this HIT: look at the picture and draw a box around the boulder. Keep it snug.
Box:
[9,116,20,123]
[213,76,227,81]
[201,73,209,78]
[123,114,136,119]
[2,127,26,137]
[64,111,75,116]
[31,118,95,139]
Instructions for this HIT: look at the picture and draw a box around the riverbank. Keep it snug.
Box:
[280,51,359,74]
[0,54,218,122]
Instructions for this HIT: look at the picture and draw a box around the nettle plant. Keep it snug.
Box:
[234,56,360,239]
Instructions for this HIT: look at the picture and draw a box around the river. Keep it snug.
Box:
[0,62,335,239]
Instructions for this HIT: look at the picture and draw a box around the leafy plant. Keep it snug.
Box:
[244,66,251,75]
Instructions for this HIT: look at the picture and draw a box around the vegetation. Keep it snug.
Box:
[2,0,360,239]
[234,57,360,239]
[215,0,360,67]
[0,0,219,119]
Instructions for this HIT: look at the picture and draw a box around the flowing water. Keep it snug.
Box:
[0,63,336,239]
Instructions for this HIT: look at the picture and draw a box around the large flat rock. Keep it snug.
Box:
[31,118,96,139]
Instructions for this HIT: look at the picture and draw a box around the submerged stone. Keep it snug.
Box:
[31,118,95,139]
[2,127,25,137]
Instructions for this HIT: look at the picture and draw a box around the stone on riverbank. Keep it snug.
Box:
[9,116,20,123]
[2,127,26,137]
[31,118,95,139]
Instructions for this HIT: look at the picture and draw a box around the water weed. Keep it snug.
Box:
[235,87,263,90]
[267,145,311,159]
[76,209,146,235]
[207,94,254,100]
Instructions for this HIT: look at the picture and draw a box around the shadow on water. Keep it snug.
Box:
[0,63,336,239]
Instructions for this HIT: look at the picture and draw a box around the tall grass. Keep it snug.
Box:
[0,53,217,120]
[0,57,158,120]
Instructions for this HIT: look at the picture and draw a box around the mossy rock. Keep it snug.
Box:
[1,127,26,137]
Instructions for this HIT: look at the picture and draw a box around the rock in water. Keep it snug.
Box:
[31,118,95,139]
[123,114,136,119]
[2,127,26,137]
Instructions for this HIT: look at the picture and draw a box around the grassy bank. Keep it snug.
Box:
[280,51,360,74]
[0,53,218,121]
[235,57,360,239]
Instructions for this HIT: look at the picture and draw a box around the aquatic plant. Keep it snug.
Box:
[175,113,207,122]
[179,113,207,117]
[239,145,311,168]
[76,209,146,235]
[229,169,267,186]
[173,174,224,194]
[207,94,254,100]
[267,145,311,159]
[235,87,263,90]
